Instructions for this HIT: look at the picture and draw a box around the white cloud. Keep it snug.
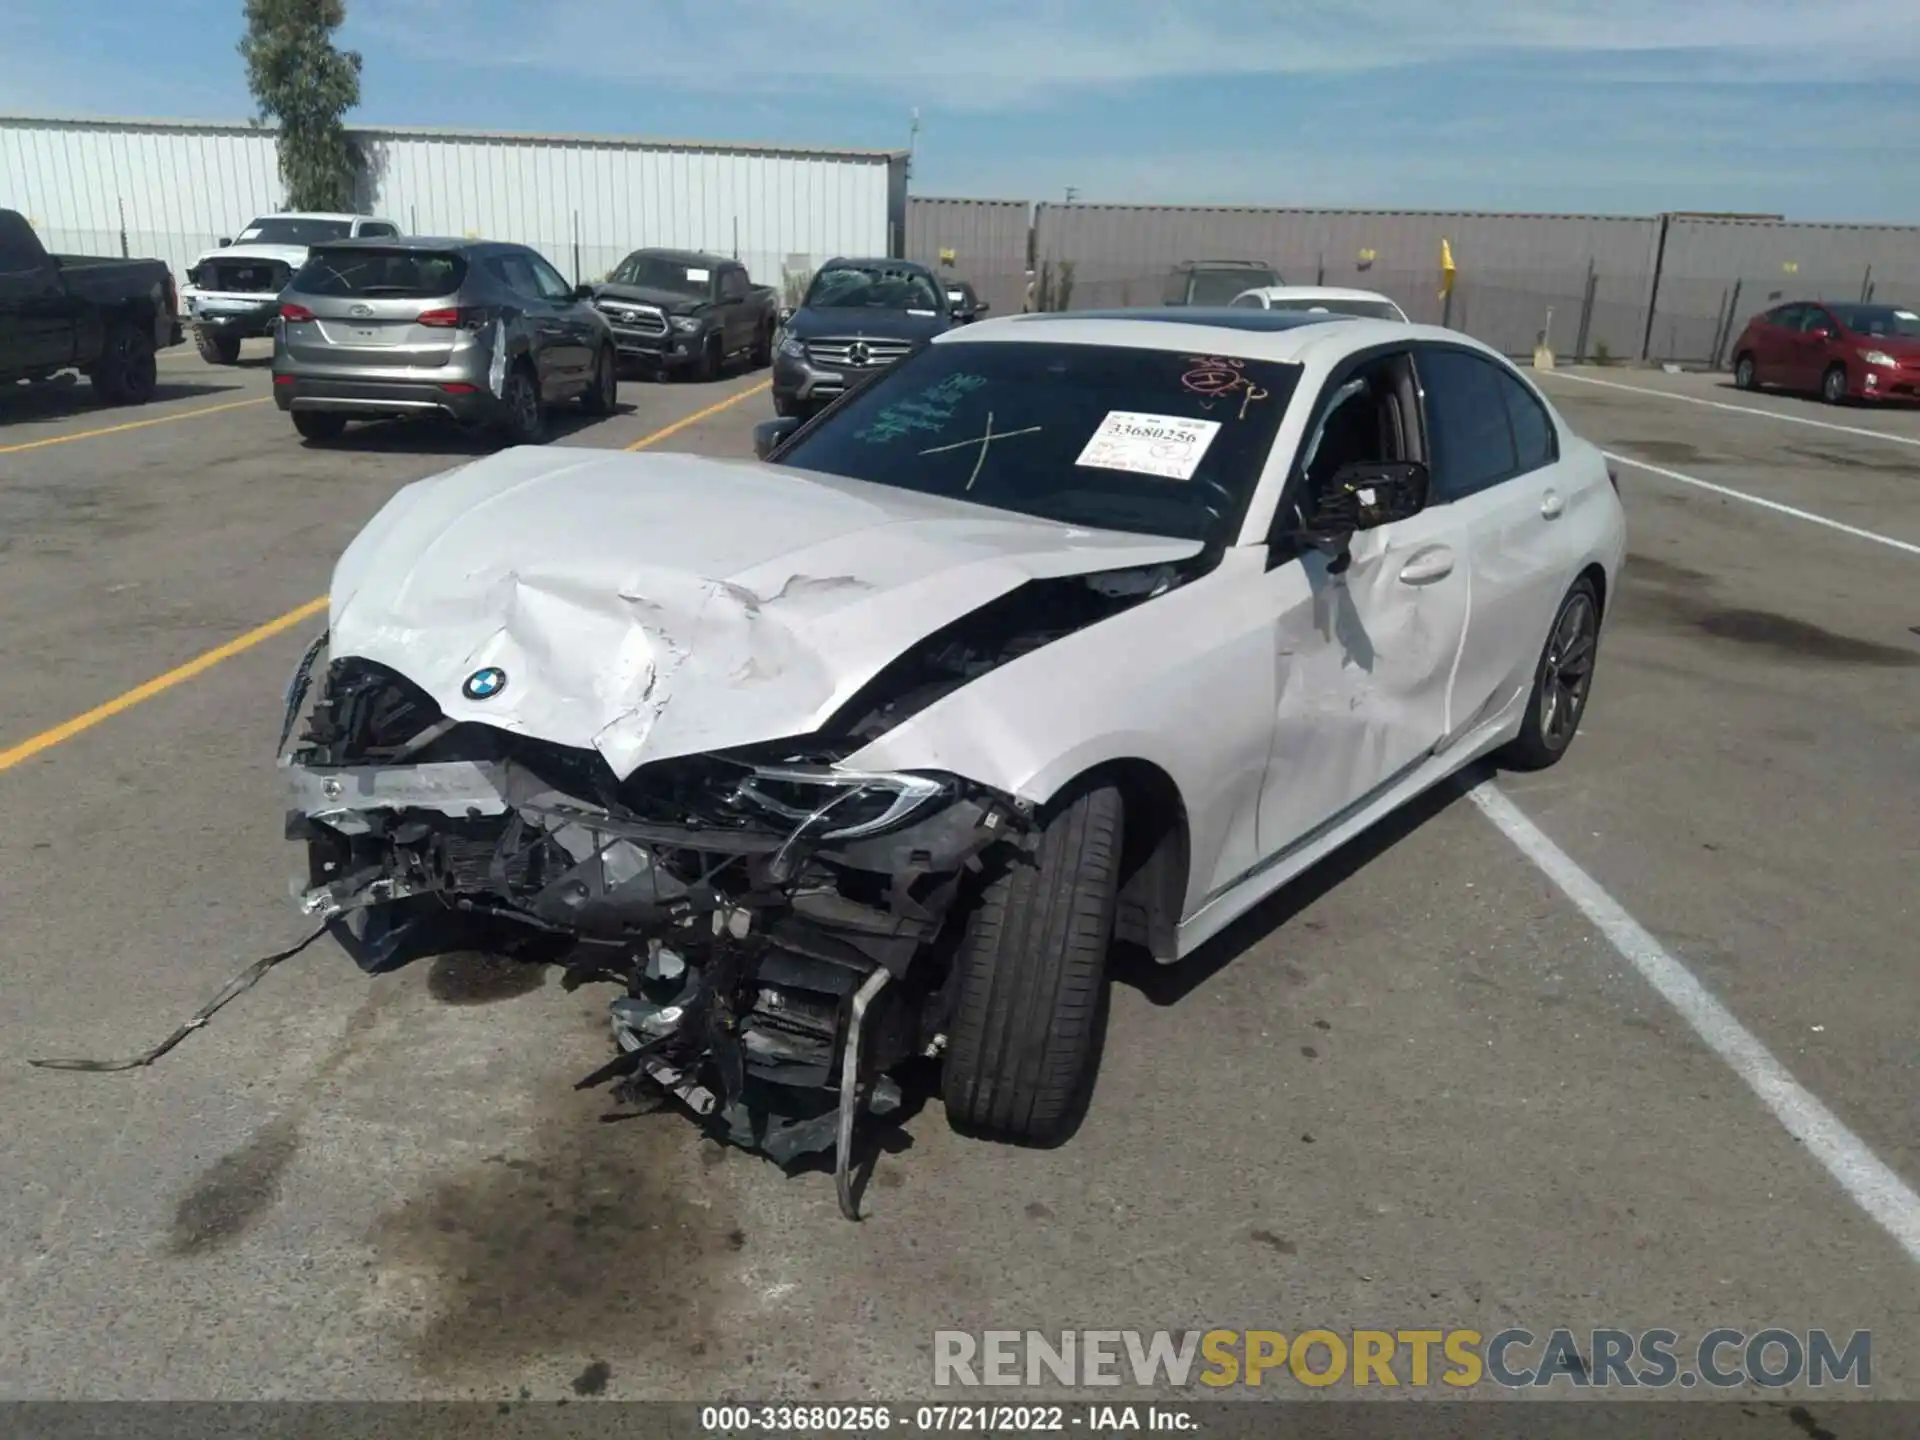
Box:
[355,0,1920,109]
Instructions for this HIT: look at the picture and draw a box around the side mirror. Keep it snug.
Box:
[779,305,796,324]
[574,282,596,300]
[1808,326,1831,340]
[753,417,801,460]
[974,300,990,315]
[1295,460,1429,558]
[217,237,232,248]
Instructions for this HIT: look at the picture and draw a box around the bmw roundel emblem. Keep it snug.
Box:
[462,666,507,701]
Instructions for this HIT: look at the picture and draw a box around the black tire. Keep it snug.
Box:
[292,411,347,442]
[944,782,1124,1143]
[751,321,774,369]
[195,327,242,365]
[1821,363,1848,405]
[89,319,158,406]
[1733,353,1757,390]
[1501,576,1602,772]
[499,363,548,444]
[772,391,800,420]
[693,333,721,383]
[580,346,617,416]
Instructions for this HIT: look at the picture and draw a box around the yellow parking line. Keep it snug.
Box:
[0,396,269,456]
[0,597,329,775]
[2,383,773,774]
[626,379,770,449]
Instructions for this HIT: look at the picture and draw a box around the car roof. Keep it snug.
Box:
[619,246,729,266]
[1174,259,1277,270]
[1237,285,1401,305]
[249,211,370,222]
[937,307,1494,365]
[820,256,937,273]
[305,235,494,252]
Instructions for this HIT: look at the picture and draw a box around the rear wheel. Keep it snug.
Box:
[1821,363,1848,405]
[751,320,774,368]
[580,346,617,416]
[943,782,1124,1144]
[292,411,347,442]
[89,319,157,405]
[1733,352,1756,390]
[1501,577,1602,772]
[499,364,547,444]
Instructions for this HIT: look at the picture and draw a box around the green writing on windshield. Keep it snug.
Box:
[855,373,989,444]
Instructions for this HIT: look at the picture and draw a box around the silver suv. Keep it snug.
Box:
[271,237,617,444]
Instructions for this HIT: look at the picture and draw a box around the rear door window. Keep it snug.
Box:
[293,247,466,298]
[1417,348,1520,501]
[1498,369,1557,473]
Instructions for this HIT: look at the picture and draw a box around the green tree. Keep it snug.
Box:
[238,0,365,211]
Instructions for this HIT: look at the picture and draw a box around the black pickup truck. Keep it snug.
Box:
[589,248,780,380]
[0,208,183,405]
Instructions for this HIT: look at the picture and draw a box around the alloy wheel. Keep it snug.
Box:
[1538,593,1598,749]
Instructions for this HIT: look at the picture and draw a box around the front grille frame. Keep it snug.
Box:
[596,300,669,336]
[197,258,291,294]
[804,336,914,371]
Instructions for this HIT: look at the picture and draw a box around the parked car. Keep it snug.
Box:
[1230,285,1408,322]
[0,207,182,405]
[590,248,778,380]
[1163,259,1284,306]
[279,307,1624,1213]
[184,212,401,365]
[1730,301,1920,404]
[270,237,616,444]
[771,257,957,418]
[942,277,991,323]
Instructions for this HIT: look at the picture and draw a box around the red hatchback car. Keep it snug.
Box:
[1729,301,1920,404]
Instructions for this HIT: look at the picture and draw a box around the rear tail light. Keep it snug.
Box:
[439,382,480,394]
[280,302,316,323]
[418,306,495,331]
[274,374,295,385]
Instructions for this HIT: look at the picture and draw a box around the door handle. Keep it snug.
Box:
[1398,545,1455,585]
[1541,490,1565,519]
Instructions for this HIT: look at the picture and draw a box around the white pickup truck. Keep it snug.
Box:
[181,212,401,363]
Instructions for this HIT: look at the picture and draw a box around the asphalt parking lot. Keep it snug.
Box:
[1,345,1915,1408]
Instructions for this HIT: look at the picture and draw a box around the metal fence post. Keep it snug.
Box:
[1639,213,1672,363]
[1713,279,1742,369]
[1860,264,1874,303]
[1572,258,1597,362]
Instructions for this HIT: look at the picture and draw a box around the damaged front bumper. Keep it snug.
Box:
[279,637,1028,1195]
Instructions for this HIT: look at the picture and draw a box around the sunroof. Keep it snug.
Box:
[1014,306,1359,333]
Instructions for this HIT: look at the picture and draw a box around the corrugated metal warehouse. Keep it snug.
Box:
[0,113,908,300]
[904,196,1032,318]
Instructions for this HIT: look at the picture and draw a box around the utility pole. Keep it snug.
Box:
[907,108,921,180]
[1063,186,1079,204]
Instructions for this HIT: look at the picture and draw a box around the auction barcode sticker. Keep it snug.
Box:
[1076,411,1222,481]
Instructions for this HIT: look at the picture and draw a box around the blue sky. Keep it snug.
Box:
[7,0,1919,220]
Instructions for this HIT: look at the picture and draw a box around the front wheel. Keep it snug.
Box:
[1500,577,1602,772]
[1733,353,1756,390]
[943,782,1124,1144]
[195,327,242,365]
[751,321,774,368]
[90,320,158,405]
[499,364,548,444]
[1821,364,1848,405]
[580,346,617,416]
[692,333,721,383]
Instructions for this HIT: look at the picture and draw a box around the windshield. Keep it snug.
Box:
[1189,268,1280,304]
[775,340,1302,543]
[292,247,467,298]
[805,265,946,313]
[1828,304,1920,338]
[610,252,714,296]
[236,217,354,246]
[1268,297,1404,321]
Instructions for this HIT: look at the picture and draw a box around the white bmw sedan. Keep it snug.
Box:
[282,307,1624,1208]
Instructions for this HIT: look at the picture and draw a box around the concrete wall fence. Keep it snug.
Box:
[909,196,1920,364]
[1,114,908,306]
[7,111,1918,367]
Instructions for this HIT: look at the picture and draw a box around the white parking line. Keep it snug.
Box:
[1468,781,1920,1267]
[1545,370,1920,450]
[1608,452,1920,558]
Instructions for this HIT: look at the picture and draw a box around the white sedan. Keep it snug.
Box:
[281,306,1624,1210]
[1229,284,1409,321]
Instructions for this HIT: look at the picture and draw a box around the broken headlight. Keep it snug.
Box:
[732,764,951,841]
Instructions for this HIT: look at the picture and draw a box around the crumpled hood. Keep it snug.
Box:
[328,448,1201,777]
[782,307,952,342]
[189,241,311,274]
